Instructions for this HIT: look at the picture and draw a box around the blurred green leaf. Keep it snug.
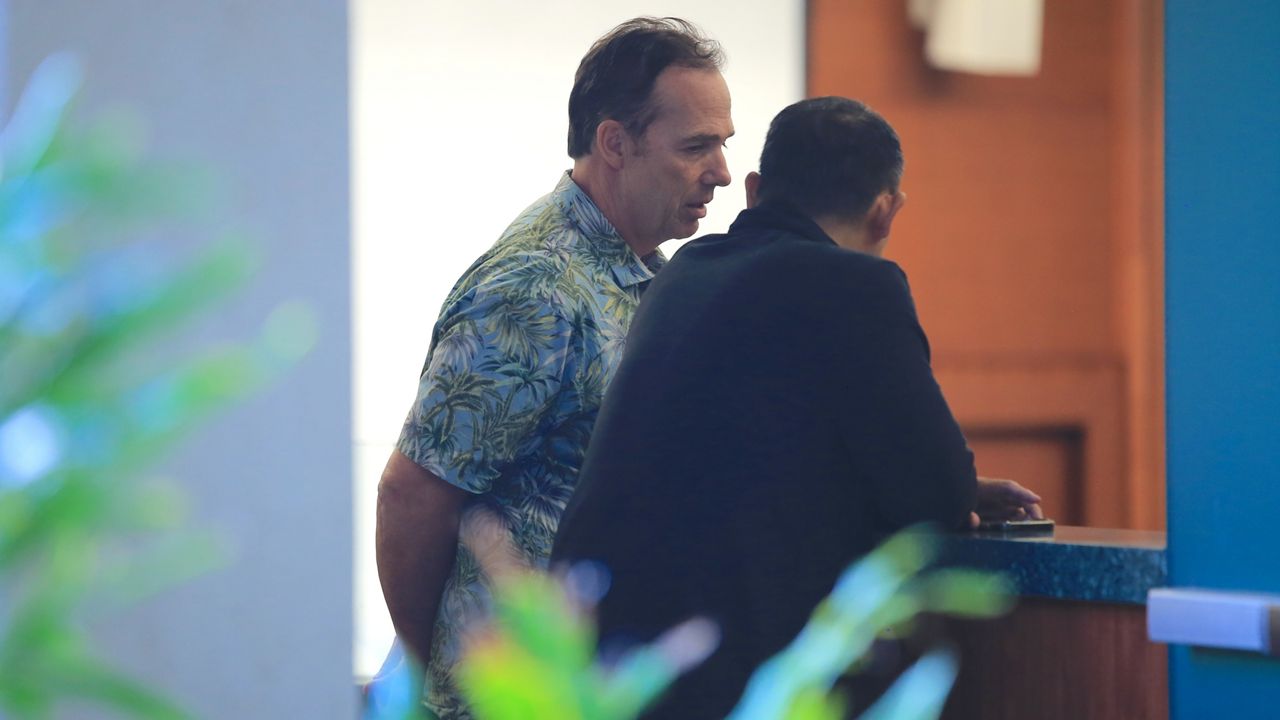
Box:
[910,569,1016,618]
[728,530,1011,720]
[782,687,844,720]
[0,53,81,178]
[93,529,230,612]
[439,529,1013,720]
[2,237,258,414]
[30,654,189,720]
[490,572,594,671]
[460,634,584,720]
[858,649,958,720]
[1,52,308,719]
[596,617,716,718]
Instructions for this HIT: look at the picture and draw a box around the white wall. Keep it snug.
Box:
[352,0,805,676]
[6,2,354,717]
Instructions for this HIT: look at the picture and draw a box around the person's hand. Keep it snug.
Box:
[967,476,1044,528]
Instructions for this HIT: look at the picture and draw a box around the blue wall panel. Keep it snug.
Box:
[1166,1,1280,717]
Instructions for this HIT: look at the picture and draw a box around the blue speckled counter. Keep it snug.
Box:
[941,525,1167,605]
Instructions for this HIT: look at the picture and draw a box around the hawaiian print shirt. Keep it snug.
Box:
[396,172,665,719]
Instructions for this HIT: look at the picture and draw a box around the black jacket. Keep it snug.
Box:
[551,204,976,719]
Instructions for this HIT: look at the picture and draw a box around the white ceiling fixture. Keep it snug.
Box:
[908,0,1044,76]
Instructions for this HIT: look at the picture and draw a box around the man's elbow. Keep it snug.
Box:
[377,451,468,528]
[377,461,417,509]
[380,452,433,505]
[894,467,977,530]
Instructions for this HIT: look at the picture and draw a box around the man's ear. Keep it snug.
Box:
[595,119,628,170]
[868,190,906,242]
[745,171,762,209]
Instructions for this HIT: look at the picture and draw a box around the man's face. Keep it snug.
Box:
[616,66,734,248]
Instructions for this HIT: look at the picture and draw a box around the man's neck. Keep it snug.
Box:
[813,215,883,257]
[570,160,659,258]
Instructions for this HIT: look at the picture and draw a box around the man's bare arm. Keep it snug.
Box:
[375,450,468,666]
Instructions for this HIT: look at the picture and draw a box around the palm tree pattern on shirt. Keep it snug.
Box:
[396,173,663,719]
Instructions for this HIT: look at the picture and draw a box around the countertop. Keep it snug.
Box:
[941,525,1167,605]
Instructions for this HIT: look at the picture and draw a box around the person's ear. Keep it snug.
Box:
[595,119,628,170]
[745,171,762,209]
[868,190,906,242]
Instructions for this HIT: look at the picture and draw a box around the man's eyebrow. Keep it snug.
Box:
[683,131,735,144]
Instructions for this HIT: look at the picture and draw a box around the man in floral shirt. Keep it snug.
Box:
[374,17,734,718]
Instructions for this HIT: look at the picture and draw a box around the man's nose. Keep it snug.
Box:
[703,149,731,188]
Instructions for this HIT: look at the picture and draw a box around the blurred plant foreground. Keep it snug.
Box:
[0,54,314,718]
[366,529,1013,720]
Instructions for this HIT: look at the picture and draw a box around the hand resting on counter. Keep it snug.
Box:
[968,476,1044,529]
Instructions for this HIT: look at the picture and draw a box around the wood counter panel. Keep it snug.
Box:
[944,599,1168,720]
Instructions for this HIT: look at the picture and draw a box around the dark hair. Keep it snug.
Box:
[568,17,724,159]
[757,97,903,220]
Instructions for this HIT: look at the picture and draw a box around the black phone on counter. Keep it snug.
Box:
[975,518,1056,533]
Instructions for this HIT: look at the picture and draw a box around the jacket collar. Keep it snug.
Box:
[728,202,837,247]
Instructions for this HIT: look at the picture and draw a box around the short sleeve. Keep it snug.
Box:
[396,283,571,494]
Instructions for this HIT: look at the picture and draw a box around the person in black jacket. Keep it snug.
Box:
[551,96,1043,719]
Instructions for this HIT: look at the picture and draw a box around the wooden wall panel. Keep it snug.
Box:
[808,0,1164,528]
[936,362,1126,527]
[1110,1,1166,531]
